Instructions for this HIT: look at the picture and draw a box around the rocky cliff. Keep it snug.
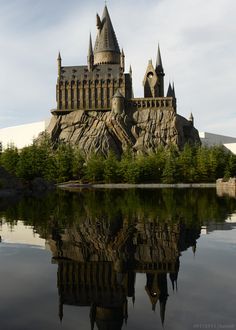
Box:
[46,106,200,157]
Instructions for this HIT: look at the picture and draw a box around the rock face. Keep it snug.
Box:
[46,107,200,157]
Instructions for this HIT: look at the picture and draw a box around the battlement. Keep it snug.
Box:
[127,97,176,112]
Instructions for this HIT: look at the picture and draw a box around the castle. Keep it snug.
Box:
[53,5,177,116]
[48,5,200,155]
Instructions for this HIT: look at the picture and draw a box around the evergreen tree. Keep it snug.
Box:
[85,153,105,182]
[54,143,74,182]
[104,152,120,183]
[0,145,19,175]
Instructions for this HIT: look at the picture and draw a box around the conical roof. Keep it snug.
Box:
[172,82,176,98]
[94,6,120,55]
[156,44,164,73]
[166,82,173,97]
[88,33,93,57]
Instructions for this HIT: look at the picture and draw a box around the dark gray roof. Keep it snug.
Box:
[94,6,120,55]
[166,82,176,98]
[156,44,164,73]
[166,82,173,97]
[88,33,93,57]
[60,63,123,81]
[172,82,176,98]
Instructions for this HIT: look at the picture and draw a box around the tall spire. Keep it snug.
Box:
[129,65,132,77]
[94,5,121,65]
[121,48,125,71]
[166,82,173,97]
[57,51,61,78]
[172,82,176,98]
[189,112,194,126]
[156,44,164,73]
[87,33,94,71]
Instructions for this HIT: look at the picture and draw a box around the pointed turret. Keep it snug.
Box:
[156,44,164,73]
[166,82,173,97]
[121,48,125,71]
[94,5,121,65]
[155,44,165,96]
[189,112,194,126]
[129,65,132,77]
[172,82,176,98]
[96,13,102,30]
[57,52,61,78]
[87,34,94,71]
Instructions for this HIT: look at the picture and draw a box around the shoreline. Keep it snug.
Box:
[58,182,216,190]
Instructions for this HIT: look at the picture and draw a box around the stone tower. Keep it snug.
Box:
[143,45,165,98]
[94,6,121,65]
[54,5,132,114]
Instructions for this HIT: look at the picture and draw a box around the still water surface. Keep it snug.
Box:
[0,188,235,330]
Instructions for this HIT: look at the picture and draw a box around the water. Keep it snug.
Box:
[0,188,235,330]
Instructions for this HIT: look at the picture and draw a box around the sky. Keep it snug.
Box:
[0,0,235,136]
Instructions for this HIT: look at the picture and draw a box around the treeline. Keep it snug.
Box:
[0,137,236,183]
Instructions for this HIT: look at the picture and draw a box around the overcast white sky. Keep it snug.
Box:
[0,0,235,136]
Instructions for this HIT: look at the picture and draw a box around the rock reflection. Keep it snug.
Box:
[46,216,200,329]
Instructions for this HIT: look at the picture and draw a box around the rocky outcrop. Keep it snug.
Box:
[46,107,200,157]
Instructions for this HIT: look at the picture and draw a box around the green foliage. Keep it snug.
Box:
[0,140,234,184]
[85,153,105,182]
[16,144,48,180]
[0,145,19,175]
[54,144,74,182]
[103,152,120,183]
[177,144,196,182]
[72,148,85,180]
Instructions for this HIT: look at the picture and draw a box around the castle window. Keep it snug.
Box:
[147,72,154,79]
[96,74,99,78]
[101,88,104,107]
[89,88,92,108]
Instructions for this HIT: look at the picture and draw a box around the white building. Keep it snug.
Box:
[0,120,50,150]
[200,132,236,155]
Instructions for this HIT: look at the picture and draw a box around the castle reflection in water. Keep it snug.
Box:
[3,188,234,329]
[46,215,200,329]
